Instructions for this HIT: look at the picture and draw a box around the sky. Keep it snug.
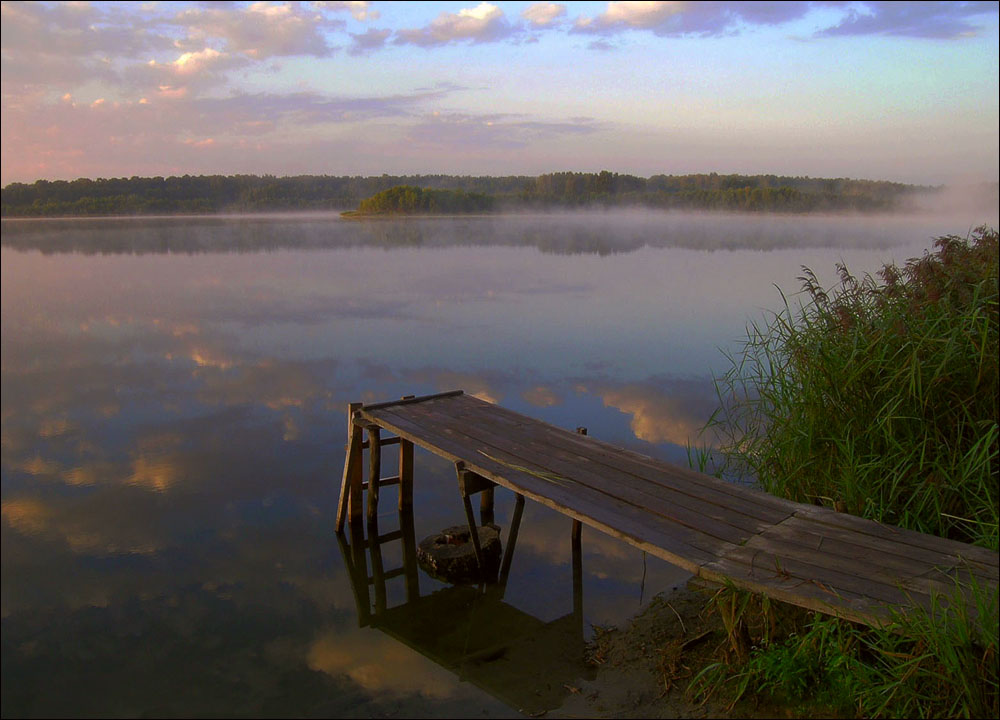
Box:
[1,1,998,186]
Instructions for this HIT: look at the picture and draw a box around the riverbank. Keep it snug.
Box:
[552,582,835,719]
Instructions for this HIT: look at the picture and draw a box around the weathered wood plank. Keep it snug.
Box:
[398,397,784,530]
[408,394,798,522]
[400,402,761,547]
[360,406,729,572]
[793,506,998,574]
[753,520,991,594]
[743,530,978,604]
[361,389,464,412]
[766,515,998,584]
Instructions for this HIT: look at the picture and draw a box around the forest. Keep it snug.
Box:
[1,171,934,217]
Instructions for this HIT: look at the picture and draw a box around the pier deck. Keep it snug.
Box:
[336,391,997,627]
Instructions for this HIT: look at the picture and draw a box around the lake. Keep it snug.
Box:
[1,210,993,716]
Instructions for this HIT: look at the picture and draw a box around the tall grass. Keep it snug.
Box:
[688,578,999,718]
[710,226,998,548]
[688,227,999,717]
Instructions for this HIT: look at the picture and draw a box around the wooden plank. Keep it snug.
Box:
[399,402,759,547]
[360,390,464,412]
[697,559,892,626]
[766,515,998,584]
[411,394,798,522]
[706,544,929,611]
[377,404,749,552]
[359,406,728,572]
[742,531,976,604]
[753,520,990,593]
[794,506,999,573]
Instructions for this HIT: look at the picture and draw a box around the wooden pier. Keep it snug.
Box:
[336,390,998,627]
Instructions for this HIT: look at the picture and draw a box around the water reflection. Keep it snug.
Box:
[336,498,592,716]
[3,212,990,715]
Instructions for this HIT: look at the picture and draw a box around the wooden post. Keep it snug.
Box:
[480,487,495,526]
[336,402,363,531]
[368,517,387,616]
[397,395,415,512]
[367,426,381,525]
[399,505,420,603]
[572,518,583,630]
[456,461,488,583]
[398,439,413,513]
[573,427,586,630]
[497,493,525,597]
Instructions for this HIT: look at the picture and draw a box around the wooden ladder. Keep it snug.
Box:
[336,399,415,531]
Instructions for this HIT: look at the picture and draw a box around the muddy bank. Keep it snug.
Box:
[550,583,800,719]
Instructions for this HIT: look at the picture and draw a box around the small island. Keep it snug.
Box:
[341,185,495,218]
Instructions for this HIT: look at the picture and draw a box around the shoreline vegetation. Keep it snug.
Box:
[5,170,993,218]
[698,226,997,718]
[595,226,998,719]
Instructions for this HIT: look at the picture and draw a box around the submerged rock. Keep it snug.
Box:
[417,524,502,584]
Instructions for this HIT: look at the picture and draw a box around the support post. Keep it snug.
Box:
[480,487,495,526]
[399,505,420,603]
[497,493,525,597]
[336,402,363,531]
[367,426,381,525]
[456,461,490,583]
[398,439,414,512]
[368,516,387,616]
[572,426,586,631]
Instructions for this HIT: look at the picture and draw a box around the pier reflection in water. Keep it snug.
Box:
[337,493,592,716]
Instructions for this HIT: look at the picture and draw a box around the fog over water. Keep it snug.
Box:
[1,210,996,716]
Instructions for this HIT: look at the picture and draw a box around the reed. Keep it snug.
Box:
[688,227,999,716]
[709,226,998,548]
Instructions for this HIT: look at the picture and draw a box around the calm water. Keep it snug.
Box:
[1,211,992,717]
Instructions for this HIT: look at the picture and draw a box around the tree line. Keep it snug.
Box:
[1,171,930,217]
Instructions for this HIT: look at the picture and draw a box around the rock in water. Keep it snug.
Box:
[417,524,502,584]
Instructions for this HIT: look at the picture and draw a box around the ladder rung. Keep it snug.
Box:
[368,567,405,584]
[360,475,401,490]
[361,435,401,449]
[364,529,403,548]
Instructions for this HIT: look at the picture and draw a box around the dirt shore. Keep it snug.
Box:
[550,583,799,719]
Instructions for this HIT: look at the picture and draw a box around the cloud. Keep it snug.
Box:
[522,2,567,27]
[348,27,391,55]
[0,83,459,182]
[0,1,171,89]
[314,1,380,22]
[815,1,998,39]
[308,627,459,699]
[406,112,602,151]
[172,1,335,58]
[583,379,719,448]
[396,2,514,47]
[0,1,171,59]
[2,495,165,555]
[522,386,562,408]
[570,1,998,39]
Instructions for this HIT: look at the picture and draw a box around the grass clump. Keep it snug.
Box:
[710,226,999,548]
[687,580,998,718]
